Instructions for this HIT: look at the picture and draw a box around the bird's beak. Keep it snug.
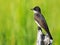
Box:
[30,8,33,10]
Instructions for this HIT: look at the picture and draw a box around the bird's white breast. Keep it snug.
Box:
[35,21,41,27]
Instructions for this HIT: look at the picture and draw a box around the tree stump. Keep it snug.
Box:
[36,30,53,45]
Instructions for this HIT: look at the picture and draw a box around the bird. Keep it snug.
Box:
[31,6,53,41]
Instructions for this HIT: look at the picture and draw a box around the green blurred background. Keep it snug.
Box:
[0,0,60,45]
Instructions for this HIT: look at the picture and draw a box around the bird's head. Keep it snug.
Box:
[31,6,41,13]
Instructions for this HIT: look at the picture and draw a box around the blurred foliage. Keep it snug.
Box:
[0,0,60,45]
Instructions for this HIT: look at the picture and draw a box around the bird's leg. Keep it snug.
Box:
[38,26,42,31]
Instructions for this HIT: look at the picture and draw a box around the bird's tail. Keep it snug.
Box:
[46,29,53,40]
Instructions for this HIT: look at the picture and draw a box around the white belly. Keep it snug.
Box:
[35,21,41,27]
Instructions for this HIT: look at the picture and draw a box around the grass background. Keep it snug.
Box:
[0,0,60,45]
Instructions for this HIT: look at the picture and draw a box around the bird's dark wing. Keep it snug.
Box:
[34,13,49,32]
[34,13,53,39]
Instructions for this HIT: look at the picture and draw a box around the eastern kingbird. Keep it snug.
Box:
[31,6,53,40]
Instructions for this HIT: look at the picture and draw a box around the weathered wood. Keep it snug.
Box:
[36,30,52,45]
